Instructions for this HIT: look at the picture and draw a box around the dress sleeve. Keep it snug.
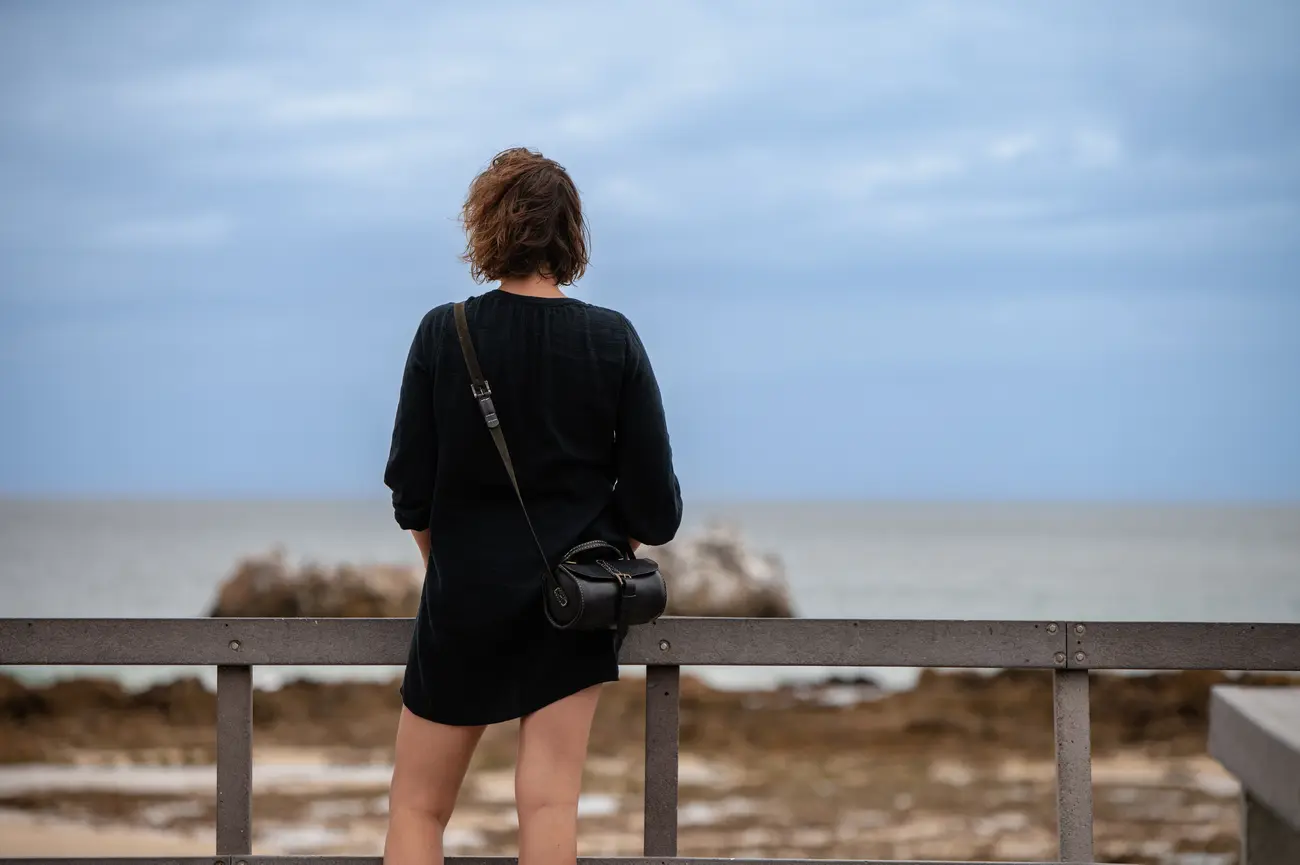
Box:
[612,315,683,546]
[384,317,437,531]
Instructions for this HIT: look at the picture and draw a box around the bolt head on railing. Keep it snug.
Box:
[658,639,670,651]
[1047,623,1059,634]
[1074,624,1086,635]
[1054,652,1066,664]
[228,640,241,651]
[1075,651,1086,662]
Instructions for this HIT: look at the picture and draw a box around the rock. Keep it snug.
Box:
[647,524,796,618]
[205,549,421,618]
[207,527,787,620]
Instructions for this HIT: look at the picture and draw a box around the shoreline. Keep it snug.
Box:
[4,667,1296,765]
[4,654,1283,697]
[0,740,1250,861]
[0,661,983,703]
[4,669,1290,862]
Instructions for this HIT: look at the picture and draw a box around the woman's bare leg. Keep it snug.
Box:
[384,706,485,865]
[515,685,603,865]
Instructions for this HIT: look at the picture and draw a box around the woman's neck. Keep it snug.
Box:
[498,274,565,299]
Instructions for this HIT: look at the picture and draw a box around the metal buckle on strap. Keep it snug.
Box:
[598,560,637,596]
[470,381,500,428]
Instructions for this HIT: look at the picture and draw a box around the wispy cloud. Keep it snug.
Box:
[93,214,233,249]
[988,133,1041,163]
[4,0,1286,259]
[1,0,1298,497]
[1072,129,1123,169]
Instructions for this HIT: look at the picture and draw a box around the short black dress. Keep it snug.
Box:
[384,289,683,726]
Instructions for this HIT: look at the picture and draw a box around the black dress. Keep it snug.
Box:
[384,289,683,726]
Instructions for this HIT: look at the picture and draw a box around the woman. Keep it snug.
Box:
[382,147,683,865]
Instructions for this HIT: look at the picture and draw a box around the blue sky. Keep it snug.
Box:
[1,1,1297,500]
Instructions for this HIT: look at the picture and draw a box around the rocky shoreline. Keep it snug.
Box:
[2,532,1290,863]
[2,669,1294,862]
[206,526,797,619]
[5,667,1293,765]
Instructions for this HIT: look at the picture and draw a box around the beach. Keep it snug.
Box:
[2,667,1287,862]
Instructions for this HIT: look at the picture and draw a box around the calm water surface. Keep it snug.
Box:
[2,499,1297,690]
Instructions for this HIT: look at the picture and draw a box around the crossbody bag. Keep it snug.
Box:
[452,301,668,635]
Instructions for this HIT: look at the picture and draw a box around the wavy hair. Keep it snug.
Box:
[459,147,589,286]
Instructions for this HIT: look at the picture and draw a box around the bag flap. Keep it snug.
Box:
[561,557,661,581]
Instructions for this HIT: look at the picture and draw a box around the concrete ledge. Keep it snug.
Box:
[1210,686,1300,832]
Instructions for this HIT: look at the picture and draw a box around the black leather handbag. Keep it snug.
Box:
[453,302,669,635]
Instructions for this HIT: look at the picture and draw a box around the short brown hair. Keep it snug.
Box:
[459,147,589,286]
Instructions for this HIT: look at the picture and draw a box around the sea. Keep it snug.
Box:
[2,499,1298,693]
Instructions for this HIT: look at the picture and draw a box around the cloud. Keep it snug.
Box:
[93,214,232,249]
[3,3,1298,271]
[587,176,674,220]
[1073,129,1123,168]
[830,154,968,196]
[988,134,1041,162]
[1,1,1298,497]
[661,283,1300,383]
[6,1,1288,254]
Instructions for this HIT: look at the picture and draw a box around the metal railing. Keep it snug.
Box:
[3,617,1299,865]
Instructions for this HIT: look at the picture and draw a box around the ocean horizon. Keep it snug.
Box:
[3,498,1298,693]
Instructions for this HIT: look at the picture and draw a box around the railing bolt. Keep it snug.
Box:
[1074,624,1086,635]
[228,640,241,651]
[1047,623,1058,634]
[1075,651,1086,662]
[658,639,670,651]
[1054,652,1066,664]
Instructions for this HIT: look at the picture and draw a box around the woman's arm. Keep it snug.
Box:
[612,316,683,547]
[410,529,432,569]
[384,315,438,554]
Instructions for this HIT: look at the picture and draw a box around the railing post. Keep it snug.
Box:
[217,664,253,856]
[644,664,680,856]
[1053,668,1094,862]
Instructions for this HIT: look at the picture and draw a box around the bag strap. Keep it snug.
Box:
[453,301,553,578]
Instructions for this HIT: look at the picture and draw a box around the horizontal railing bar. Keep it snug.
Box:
[0,853,1118,858]
[1069,622,1300,670]
[634,618,1067,667]
[0,617,1067,668]
[3,617,1297,670]
[0,617,414,666]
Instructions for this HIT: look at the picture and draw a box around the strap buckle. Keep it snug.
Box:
[470,381,500,429]
[598,560,637,597]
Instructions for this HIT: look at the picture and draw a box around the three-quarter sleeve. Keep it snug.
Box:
[384,318,437,531]
[612,315,683,546]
